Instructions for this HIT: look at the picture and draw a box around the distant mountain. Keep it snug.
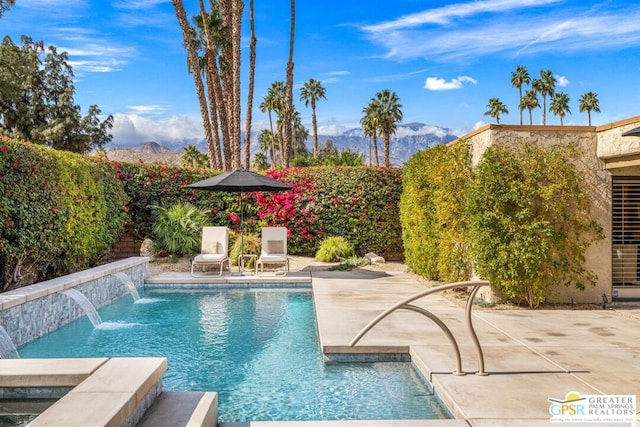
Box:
[109,141,173,154]
[106,141,181,165]
[108,123,458,166]
[314,122,457,165]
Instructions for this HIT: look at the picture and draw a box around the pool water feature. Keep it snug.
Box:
[18,289,452,422]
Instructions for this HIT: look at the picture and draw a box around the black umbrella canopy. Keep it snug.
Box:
[187,167,292,264]
[187,167,292,193]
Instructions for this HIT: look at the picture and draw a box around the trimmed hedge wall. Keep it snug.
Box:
[119,164,404,258]
[400,142,472,281]
[0,138,127,290]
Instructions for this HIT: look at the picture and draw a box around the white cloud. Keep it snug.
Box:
[361,2,640,62]
[109,113,203,146]
[127,105,170,114]
[425,76,477,91]
[113,0,169,10]
[317,123,350,136]
[555,75,570,87]
[363,0,562,32]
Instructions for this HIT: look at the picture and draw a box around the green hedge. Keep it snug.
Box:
[467,142,604,308]
[115,164,403,258]
[0,137,127,290]
[400,142,472,281]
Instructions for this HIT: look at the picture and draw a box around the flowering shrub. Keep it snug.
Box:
[0,137,127,290]
[115,163,239,239]
[256,167,403,257]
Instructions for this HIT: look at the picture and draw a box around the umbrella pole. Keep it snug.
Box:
[240,192,244,257]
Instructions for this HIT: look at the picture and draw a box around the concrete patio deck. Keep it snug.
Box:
[143,266,640,426]
[311,270,640,427]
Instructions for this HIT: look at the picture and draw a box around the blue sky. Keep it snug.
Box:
[3,0,640,146]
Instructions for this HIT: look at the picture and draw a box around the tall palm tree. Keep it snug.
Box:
[579,91,600,126]
[484,98,508,124]
[230,0,243,169]
[192,2,225,169]
[532,69,556,125]
[259,89,278,167]
[511,65,530,125]
[300,78,326,157]
[520,89,540,125]
[361,102,380,167]
[267,81,286,167]
[173,0,216,168]
[257,129,276,167]
[283,0,295,168]
[243,0,257,169]
[372,89,402,168]
[549,92,571,125]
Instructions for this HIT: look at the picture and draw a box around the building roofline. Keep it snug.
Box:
[596,115,640,132]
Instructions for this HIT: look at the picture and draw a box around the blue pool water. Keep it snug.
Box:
[19,289,452,422]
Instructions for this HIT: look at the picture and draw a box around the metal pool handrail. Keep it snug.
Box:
[349,280,490,376]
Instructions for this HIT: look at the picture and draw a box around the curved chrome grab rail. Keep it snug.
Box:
[349,280,490,376]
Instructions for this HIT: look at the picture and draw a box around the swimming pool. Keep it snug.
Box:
[18,288,452,422]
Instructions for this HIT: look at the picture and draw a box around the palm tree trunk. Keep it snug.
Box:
[518,86,523,125]
[198,0,222,170]
[373,129,379,167]
[230,0,243,169]
[383,131,390,168]
[204,53,223,169]
[173,0,216,169]
[588,110,592,126]
[211,64,231,170]
[284,0,295,168]
[528,108,533,125]
[311,99,318,157]
[267,111,276,167]
[243,0,256,169]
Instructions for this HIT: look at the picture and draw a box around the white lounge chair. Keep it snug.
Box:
[257,227,290,275]
[191,226,230,277]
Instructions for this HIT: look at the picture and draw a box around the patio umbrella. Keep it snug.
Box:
[187,167,292,263]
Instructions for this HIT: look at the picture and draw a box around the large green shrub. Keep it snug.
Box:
[466,141,604,308]
[0,137,127,290]
[400,141,473,281]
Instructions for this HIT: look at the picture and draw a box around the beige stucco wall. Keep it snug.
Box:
[597,116,640,160]
[460,124,611,304]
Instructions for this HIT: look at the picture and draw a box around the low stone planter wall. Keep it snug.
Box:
[0,257,148,348]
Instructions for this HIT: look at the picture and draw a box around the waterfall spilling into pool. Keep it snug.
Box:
[112,272,140,301]
[61,289,102,327]
[0,325,19,359]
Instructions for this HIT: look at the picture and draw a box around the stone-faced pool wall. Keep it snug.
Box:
[0,257,148,348]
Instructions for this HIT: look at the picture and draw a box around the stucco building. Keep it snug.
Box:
[458,116,640,303]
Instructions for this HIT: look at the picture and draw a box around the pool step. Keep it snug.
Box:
[138,391,218,427]
[27,357,167,427]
